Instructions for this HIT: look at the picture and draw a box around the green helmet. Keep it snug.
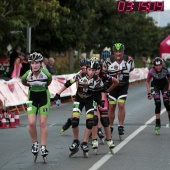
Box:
[112,43,125,51]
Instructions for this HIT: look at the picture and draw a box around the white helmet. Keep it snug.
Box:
[28,52,43,62]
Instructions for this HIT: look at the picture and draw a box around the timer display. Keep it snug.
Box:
[117,1,164,12]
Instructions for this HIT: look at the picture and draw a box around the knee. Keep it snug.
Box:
[40,121,47,129]
[101,117,110,127]
[86,118,94,129]
[71,117,79,128]
[118,103,125,110]
[28,121,36,129]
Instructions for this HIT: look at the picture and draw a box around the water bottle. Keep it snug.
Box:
[150,87,155,95]
[56,99,60,106]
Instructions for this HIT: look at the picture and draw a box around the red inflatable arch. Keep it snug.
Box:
[160,35,170,60]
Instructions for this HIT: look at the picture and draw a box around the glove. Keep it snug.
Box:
[54,93,60,100]
[148,93,152,100]
[100,100,105,108]
[166,90,170,97]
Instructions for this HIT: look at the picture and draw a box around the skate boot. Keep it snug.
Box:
[106,139,115,155]
[155,124,161,135]
[60,118,72,134]
[81,142,89,158]
[69,139,80,157]
[40,146,49,164]
[31,141,39,162]
[118,125,124,141]
[91,139,98,155]
[97,128,105,144]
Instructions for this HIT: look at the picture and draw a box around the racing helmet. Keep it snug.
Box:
[28,52,43,63]
[152,57,163,66]
[79,58,87,67]
[86,59,99,69]
[102,50,111,60]
[112,43,125,51]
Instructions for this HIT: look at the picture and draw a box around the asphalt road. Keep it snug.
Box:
[0,82,170,170]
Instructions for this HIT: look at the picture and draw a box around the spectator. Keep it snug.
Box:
[11,52,25,78]
[46,57,55,75]
[146,56,152,70]
[7,45,21,77]
[20,52,30,77]
[9,45,21,68]
[42,57,49,70]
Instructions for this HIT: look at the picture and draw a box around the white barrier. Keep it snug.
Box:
[0,68,149,107]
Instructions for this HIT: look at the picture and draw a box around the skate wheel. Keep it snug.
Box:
[43,156,47,164]
[69,151,72,157]
[33,153,38,162]
[60,129,64,134]
[101,138,105,144]
[119,135,123,141]
[94,149,98,155]
[110,148,114,155]
[155,130,160,135]
[83,152,88,158]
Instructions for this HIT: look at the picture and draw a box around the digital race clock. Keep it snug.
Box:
[117,1,164,12]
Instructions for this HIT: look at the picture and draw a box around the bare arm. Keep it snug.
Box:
[146,78,151,93]
[106,77,119,93]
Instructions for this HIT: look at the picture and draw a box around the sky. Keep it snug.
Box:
[134,0,170,10]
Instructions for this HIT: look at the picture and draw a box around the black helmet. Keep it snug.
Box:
[79,58,87,67]
[28,52,43,63]
[152,57,163,65]
[86,59,99,69]
[102,50,111,60]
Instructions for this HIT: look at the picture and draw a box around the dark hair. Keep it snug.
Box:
[18,52,25,56]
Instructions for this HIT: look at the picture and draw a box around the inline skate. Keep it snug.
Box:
[60,118,72,134]
[155,124,161,135]
[31,141,39,162]
[97,128,105,144]
[118,125,124,141]
[106,139,115,155]
[81,142,89,158]
[69,140,80,157]
[91,139,98,154]
[40,146,49,164]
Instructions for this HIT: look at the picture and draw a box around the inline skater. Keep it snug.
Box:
[146,57,170,135]
[54,59,99,158]
[59,58,87,134]
[91,59,119,154]
[21,52,52,163]
[107,43,134,140]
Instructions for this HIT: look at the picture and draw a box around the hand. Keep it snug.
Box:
[100,100,105,108]
[148,93,152,100]
[54,93,60,100]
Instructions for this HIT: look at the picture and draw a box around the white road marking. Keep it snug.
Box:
[88,108,166,170]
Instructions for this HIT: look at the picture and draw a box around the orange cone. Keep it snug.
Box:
[9,114,16,128]
[0,114,8,129]
[15,111,20,124]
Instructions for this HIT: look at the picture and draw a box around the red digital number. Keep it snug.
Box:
[126,2,134,12]
[138,2,148,12]
[117,1,126,12]
[147,2,156,12]
[156,2,164,11]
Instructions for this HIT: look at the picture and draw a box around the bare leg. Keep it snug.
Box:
[28,114,38,142]
[117,102,126,126]
[39,115,48,146]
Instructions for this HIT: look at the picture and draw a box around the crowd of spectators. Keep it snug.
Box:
[8,46,56,79]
